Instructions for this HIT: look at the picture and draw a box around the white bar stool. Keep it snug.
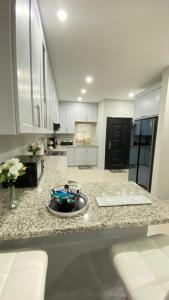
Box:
[0,250,48,300]
[111,234,169,300]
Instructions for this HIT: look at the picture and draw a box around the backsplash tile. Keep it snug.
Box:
[0,135,45,162]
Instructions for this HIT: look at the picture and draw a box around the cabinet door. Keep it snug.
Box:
[75,103,98,122]
[59,103,68,133]
[15,0,34,132]
[76,103,88,122]
[66,148,76,166]
[31,2,42,128]
[45,58,53,130]
[86,148,98,165]
[52,78,59,123]
[67,104,75,133]
[75,148,87,165]
[87,104,98,122]
[59,103,75,133]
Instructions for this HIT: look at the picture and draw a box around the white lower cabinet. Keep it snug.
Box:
[75,148,87,166]
[66,148,76,166]
[86,147,98,165]
[66,147,98,166]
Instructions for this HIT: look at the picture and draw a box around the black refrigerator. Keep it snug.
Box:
[128,117,158,192]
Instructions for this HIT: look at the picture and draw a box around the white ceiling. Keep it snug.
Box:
[38,0,169,103]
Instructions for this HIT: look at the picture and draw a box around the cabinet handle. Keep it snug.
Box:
[34,104,41,127]
[108,141,112,149]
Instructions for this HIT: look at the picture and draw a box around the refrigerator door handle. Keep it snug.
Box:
[108,141,112,149]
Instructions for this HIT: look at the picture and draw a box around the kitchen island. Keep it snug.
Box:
[0,156,169,241]
[1,155,169,300]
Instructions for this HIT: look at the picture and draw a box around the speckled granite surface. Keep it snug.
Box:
[0,156,169,241]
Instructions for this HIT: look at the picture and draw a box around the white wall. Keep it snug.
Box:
[96,99,134,168]
[0,134,46,163]
[151,67,169,200]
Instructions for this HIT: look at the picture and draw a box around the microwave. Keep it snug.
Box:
[15,156,44,188]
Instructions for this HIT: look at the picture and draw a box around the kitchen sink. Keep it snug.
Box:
[47,151,66,156]
[76,144,93,147]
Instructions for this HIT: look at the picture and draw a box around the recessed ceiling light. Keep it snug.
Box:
[85,76,93,84]
[57,9,68,22]
[78,97,82,101]
[81,89,87,94]
[129,92,134,98]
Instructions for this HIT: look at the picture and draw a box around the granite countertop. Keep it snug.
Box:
[0,156,169,241]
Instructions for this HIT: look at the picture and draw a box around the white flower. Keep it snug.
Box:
[9,165,19,177]
[18,162,23,169]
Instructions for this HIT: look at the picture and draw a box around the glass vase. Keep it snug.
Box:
[9,184,17,209]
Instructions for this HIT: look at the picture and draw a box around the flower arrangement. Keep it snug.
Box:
[27,142,42,156]
[0,158,26,209]
[0,158,26,185]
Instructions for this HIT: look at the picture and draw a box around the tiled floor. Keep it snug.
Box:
[68,166,169,236]
[68,166,128,184]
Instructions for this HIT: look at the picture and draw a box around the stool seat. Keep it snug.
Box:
[111,235,169,300]
[0,250,48,300]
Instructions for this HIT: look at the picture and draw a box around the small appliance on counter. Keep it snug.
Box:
[47,184,88,217]
[60,140,73,146]
[48,137,58,149]
[53,123,60,132]
[14,156,44,187]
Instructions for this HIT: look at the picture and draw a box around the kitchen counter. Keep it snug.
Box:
[54,144,98,150]
[0,155,169,241]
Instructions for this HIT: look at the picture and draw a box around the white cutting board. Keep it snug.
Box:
[95,195,152,207]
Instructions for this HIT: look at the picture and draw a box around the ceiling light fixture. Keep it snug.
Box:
[85,76,93,84]
[57,9,68,22]
[129,92,134,98]
[81,89,87,94]
[78,97,82,101]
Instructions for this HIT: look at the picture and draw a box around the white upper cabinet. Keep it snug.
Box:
[0,0,59,134]
[58,102,98,135]
[134,88,161,119]
[75,103,98,122]
[15,0,34,132]
[53,89,59,123]
[0,0,16,134]
[31,1,43,128]
[59,102,75,133]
